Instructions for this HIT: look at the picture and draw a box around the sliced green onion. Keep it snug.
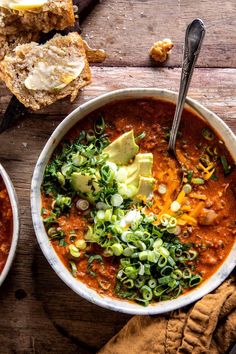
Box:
[104,209,113,222]
[86,130,96,142]
[141,285,153,301]
[160,214,171,226]
[96,202,108,210]
[153,285,166,297]
[170,201,181,212]
[134,278,145,288]
[69,244,80,258]
[75,239,86,250]
[123,279,134,288]
[57,172,65,186]
[47,227,57,237]
[183,268,192,279]
[96,210,105,221]
[147,250,159,263]
[220,155,231,175]
[171,269,182,280]
[189,275,202,287]
[158,255,168,268]
[135,240,146,251]
[188,249,198,260]
[98,279,111,290]
[135,131,146,142]
[69,261,78,277]
[159,246,170,258]
[158,183,167,195]
[103,248,113,257]
[148,279,157,289]
[168,217,177,228]
[123,246,135,257]
[153,239,163,250]
[111,243,123,256]
[111,194,123,207]
[139,250,149,261]
[187,170,193,182]
[202,127,215,141]
[61,163,73,177]
[161,266,173,276]
[192,177,205,185]
[72,153,86,166]
[94,114,105,135]
[76,199,89,211]
[183,184,192,194]
[124,266,138,279]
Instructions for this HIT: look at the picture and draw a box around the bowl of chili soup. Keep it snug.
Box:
[0,164,19,286]
[31,88,236,314]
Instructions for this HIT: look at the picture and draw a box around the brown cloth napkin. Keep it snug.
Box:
[99,276,236,354]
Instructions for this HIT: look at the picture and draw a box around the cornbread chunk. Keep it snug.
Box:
[0,32,91,110]
[0,0,75,35]
[150,38,173,63]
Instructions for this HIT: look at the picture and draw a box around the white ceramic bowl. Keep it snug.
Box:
[31,88,236,315]
[0,164,19,287]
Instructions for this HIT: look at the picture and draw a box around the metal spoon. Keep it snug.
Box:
[168,19,206,159]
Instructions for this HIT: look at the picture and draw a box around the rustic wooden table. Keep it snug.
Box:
[0,1,236,353]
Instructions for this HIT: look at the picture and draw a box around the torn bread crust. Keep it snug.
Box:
[0,0,75,34]
[0,32,91,110]
[0,31,40,60]
[83,40,107,63]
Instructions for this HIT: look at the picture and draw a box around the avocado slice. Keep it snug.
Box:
[126,153,153,186]
[133,177,155,203]
[71,172,100,194]
[103,130,139,165]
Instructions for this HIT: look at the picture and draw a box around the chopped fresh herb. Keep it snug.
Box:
[220,155,231,175]
[41,207,47,215]
[210,174,217,181]
[192,177,205,185]
[59,239,67,247]
[187,170,193,182]
[202,128,215,141]
[135,131,146,142]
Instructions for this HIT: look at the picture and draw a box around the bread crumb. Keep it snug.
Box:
[150,38,173,63]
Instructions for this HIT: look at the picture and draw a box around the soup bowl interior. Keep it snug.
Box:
[31,88,236,315]
[0,164,19,287]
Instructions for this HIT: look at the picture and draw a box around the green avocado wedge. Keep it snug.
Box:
[71,172,101,194]
[103,130,139,165]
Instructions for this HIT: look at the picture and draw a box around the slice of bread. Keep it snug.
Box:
[0,0,75,34]
[0,32,91,110]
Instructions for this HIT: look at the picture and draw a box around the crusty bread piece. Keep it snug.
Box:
[0,0,75,34]
[0,32,91,110]
[0,31,39,60]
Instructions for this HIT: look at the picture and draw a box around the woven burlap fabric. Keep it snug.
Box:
[99,277,236,354]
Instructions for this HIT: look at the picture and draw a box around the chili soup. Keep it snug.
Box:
[0,175,13,274]
[40,98,236,306]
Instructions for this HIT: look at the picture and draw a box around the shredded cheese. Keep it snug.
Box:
[176,190,186,204]
[179,214,197,226]
[189,193,207,201]
[189,201,205,218]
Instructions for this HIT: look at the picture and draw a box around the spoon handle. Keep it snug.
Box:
[168,19,205,154]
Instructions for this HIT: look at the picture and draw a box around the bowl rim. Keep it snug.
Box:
[0,164,20,287]
[31,88,236,315]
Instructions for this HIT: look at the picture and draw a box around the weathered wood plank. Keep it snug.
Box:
[0,67,235,354]
[81,0,236,68]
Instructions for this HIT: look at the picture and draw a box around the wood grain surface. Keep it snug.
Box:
[0,1,236,353]
[82,0,236,68]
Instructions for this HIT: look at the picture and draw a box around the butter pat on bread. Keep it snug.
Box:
[0,32,91,110]
[0,0,75,34]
